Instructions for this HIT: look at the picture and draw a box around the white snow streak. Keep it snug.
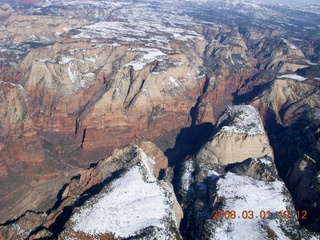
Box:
[277,74,307,81]
[124,48,165,71]
[281,38,298,50]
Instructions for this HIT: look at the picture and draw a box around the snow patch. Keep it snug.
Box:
[277,74,307,81]
[10,224,30,237]
[219,105,264,135]
[108,43,121,47]
[181,159,195,193]
[85,55,98,63]
[281,38,298,50]
[59,57,73,64]
[258,156,273,166]
[67,68,78,84]
[139,148,157,182]
[36,58,55,63]
[162,76,180,88]
[83,73,96,78]
[124,48,165,71]
[131,48,165,60]
[71,166,173,238]
[124,61,146,71]
[211,172,291,240]
[169,76,179,87]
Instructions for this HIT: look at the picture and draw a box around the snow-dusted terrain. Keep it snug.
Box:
[124,48,166,71]
[71,167,170,237]
[71,4,203,46]
[65,149,180,239]
[0,0,319,238]
[217,105,264,135]
[208,172,295,240]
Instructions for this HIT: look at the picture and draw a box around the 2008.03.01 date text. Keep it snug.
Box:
[212,210,307,220]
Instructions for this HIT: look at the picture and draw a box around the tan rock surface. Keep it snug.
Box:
[251,78,320,126]
[139,141,168,178]
[196,105,273,165]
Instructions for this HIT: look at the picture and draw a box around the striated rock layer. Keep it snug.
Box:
[0,0,319,231]
[196,105,273,166]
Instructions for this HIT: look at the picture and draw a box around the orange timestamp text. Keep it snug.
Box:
[212,210,307,220]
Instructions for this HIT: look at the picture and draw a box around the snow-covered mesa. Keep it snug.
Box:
[71,4,203,45]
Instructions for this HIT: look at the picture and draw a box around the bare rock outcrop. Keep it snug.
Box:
[0,211,48,240]
[0,81,33,138]
[196,105,273,166]
[249,78,320,127]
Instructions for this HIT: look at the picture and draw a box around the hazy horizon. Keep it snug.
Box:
[261,0,319,5]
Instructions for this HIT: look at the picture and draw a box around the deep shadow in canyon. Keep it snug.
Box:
[164,122,214,240]
[265,115,320,232]
[164,122,214,191]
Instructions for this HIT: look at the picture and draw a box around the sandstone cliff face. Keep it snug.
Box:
[247,78,320,127]
[196,105,273,166]
[0,81,33,138]
[0,34,207,221]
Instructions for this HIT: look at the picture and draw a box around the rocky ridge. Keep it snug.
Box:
[196,105,273,166]
[0,0,319,236]
[0,142,182,239]
[2,105,319,239]
[177,105,319,239]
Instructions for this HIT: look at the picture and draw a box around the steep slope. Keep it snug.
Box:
[196,105,273,165]
[0,0,319,231]
[286,155,320,232]
[61,165,181,239]
[177,105,319,239]
[0,142,182,239]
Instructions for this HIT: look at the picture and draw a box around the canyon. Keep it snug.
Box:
[0,0,319,239]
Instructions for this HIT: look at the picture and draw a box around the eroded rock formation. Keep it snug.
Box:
[196,105,273,165]
[0,0,319,235]
[177,106,319,240]
[0,142,182,240]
